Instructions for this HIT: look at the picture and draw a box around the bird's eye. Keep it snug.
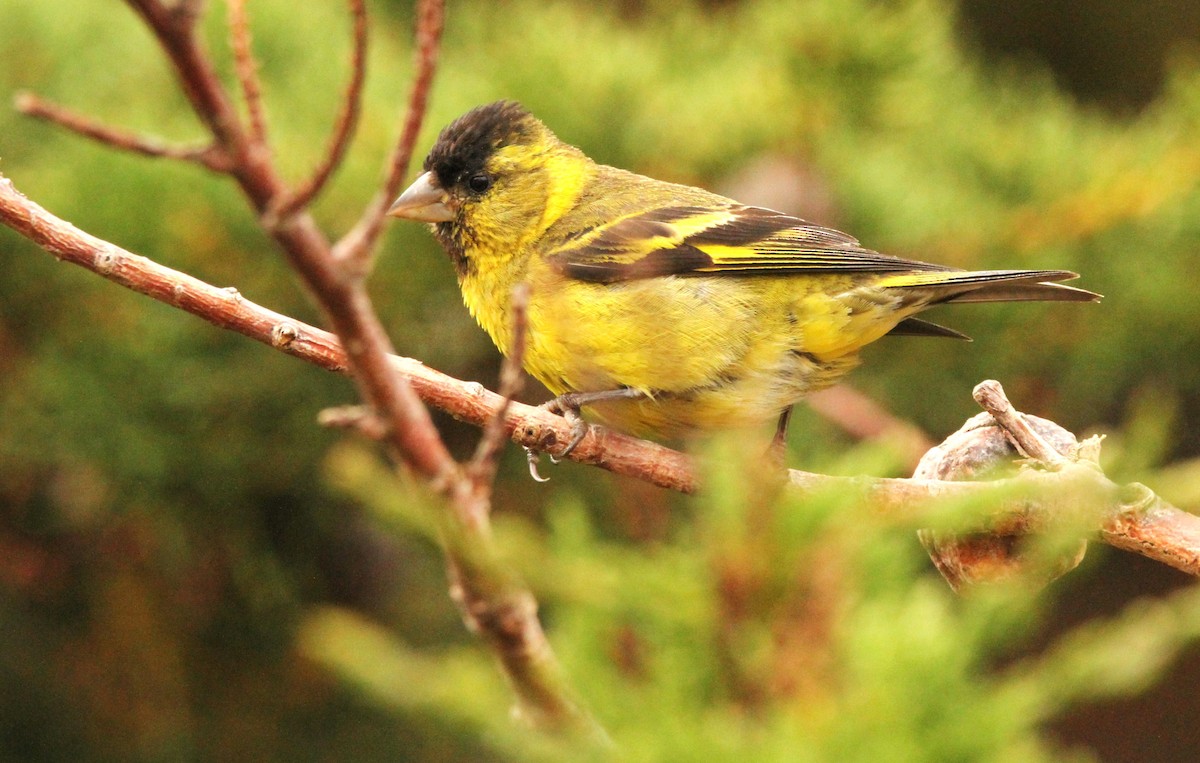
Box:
[466,173,493,194]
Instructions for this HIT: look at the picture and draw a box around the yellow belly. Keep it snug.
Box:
[458,263,913,439]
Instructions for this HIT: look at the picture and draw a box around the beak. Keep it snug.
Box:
[387,171,455,222]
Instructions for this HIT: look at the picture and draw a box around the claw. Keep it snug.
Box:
[525,446,551,482]
[542,393,592,462]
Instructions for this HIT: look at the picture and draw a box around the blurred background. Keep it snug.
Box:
[3,0,1200,760]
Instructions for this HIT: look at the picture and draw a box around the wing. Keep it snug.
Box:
[546,204,952,284]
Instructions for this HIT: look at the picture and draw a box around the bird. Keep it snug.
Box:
[388,100,1098,469]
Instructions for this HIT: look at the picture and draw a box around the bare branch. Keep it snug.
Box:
[441,523,604,738]
[123,0,252,158]
[15,1,597,733]
[382,0,445,196]
[14,92,231,172]
[108,0,449,481]
[172,0,205,27]
[0,172,694,492]
[5,173,1199,576]
[227,0,271,148]
[973,379,1070,468]
[333,0,444,266]
[270,0,369,221]
[466,283,531,497]
[1101,483,1200,572]
[318,404,388,441]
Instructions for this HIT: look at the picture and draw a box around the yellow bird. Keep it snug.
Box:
[389,101,1097,462]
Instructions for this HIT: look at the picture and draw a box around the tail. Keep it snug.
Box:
[878,269,1100,341]
[877,269,1100,303]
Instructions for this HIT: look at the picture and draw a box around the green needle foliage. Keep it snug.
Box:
[321,439,1200,762]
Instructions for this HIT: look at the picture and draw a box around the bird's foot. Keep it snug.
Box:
[544,393,593,462]
[523,388,646,481]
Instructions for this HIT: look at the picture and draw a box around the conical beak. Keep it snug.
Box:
[387,171,454,222]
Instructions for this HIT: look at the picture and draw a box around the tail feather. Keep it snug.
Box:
[888,317,973,340]
[877,269,1102,304]
[941,280,1100,303]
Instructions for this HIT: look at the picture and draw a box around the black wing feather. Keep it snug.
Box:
[549,205,950,284]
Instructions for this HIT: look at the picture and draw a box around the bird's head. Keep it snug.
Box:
[388,101,587,274]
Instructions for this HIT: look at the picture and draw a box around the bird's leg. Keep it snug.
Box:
[547,388,647,460]
[523,387,648,481]
[767,406,793,465]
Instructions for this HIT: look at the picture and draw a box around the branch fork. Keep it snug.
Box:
[9,0,597,736]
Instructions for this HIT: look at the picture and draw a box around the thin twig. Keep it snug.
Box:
[123,0,252,158]
[441,529,604,740]
[122,0,450,480]
[172,0,205,27]
[973,380,1070,468]
[227,0,271,148]
[270,0,369,222]
[333,0,444,266]
[14,92,231,172]
[318,405,389,441]
[467,283,531,493]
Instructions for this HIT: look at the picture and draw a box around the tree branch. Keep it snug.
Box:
[13,0,596,735]
[333,0,444,266]
[123,0,252,162]
[227,0,271,148]
[172,0,206,26]
[270,0,369,221]
[467,282,531,500]
[0,170,695,491]
[972,380,1071,468]
[4,173,1199,576]
[13,92,231,172]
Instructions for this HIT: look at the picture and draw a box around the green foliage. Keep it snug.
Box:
[3,0,1200,760]
[319,440,1200,761]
